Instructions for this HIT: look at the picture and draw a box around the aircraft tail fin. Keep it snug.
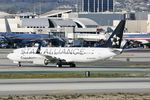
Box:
[105,20,126,48]
[4,17,11,33]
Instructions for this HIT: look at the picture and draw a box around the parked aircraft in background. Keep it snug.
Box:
[123,33,150,46]
[0,32,65,48]
[123,33,150,45]
[0,35,8,48]
[0,17,65,48]
[7,20,126,67]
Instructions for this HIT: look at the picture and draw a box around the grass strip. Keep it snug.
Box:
[1,93,150,100]
[0,71,149,78]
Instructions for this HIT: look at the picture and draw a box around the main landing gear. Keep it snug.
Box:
[18,62,22,67]
[56,62,76,68]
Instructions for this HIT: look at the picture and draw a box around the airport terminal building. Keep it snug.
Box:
[79,0,113,12]
[1,10,150,41]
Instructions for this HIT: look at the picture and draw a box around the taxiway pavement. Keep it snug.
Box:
[0,78,150,95]
[0,58,150,72]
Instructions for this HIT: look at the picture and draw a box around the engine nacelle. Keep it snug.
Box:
[33,59,49,65]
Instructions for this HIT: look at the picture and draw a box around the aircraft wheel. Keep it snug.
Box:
[56,63,62,68]
[70,63,76,68]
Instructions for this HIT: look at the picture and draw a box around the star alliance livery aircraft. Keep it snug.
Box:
[7,20,126,67]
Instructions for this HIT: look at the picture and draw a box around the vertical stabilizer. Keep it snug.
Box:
[105,20,126,48]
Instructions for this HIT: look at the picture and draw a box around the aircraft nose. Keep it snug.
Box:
[7,53,14,60]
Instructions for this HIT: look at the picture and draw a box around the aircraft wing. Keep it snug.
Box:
[43,55,66,63]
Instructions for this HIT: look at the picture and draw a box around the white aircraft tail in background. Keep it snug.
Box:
[7,20,126,67]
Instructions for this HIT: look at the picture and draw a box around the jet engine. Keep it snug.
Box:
[33,59,49,65]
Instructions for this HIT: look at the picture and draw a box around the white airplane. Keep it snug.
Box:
[7,20,126,67]
[123,33,150,45]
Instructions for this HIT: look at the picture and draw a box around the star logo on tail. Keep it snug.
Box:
[111,34,120,46]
